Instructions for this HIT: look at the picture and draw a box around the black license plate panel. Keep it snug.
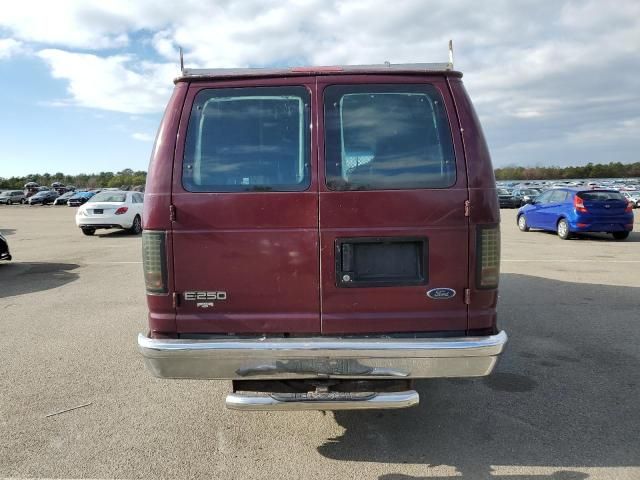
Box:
[335,237,428,288]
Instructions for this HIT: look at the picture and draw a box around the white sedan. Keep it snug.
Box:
[75,190,144,236]
[621,191,640,208]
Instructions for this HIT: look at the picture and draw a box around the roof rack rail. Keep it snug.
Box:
[177,40,455,79]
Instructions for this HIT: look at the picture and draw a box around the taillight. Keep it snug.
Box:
[142,231,167,294]
[625,202,633,213]
[574,195,587,213]
[115,206,128,215]
[477,225,500,289]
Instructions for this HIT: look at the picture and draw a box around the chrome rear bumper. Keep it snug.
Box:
[138,331,507,380]
[226,390,420,411]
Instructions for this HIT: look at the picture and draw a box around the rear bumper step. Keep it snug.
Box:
[138,331,507,380]
[226,390,419,411]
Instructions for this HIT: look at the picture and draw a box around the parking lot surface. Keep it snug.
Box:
[1,205,639,480]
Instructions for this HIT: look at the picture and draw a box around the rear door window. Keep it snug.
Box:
[91,192,126,202]
[578,191,625,202]
[183,86,311,192]
[324,84,456,190]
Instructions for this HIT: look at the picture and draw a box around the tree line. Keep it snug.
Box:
[2,162,639,189]
[494,162,640,181]
[0,169,147,190]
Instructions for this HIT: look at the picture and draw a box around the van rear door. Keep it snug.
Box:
[317,77,469,334]
[171,80,320,334]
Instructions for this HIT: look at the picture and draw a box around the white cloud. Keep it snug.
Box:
[0,0,180,49]
[0,38,24,59]
[131,132,154,142]
[566,117,640,145]
[37,49,177,114]
[1,0,639,166]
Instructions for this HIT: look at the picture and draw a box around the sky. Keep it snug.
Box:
[0,0,638,177]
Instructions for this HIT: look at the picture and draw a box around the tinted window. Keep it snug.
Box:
[183,86,311,192]
[324,84,456,190]
[578,191,625,202]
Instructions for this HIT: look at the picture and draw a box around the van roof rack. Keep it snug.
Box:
[176,40,459,81]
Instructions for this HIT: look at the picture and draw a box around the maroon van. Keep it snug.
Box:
[138,62,507,410]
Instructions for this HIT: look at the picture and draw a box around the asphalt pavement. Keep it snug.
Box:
[1,205,639,480]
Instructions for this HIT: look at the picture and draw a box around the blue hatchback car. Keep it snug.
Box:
[516,188,634,240]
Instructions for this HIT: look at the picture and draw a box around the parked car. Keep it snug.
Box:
[511,188,541,207]
[497,188,518,208]
[75,190,144,236]
[137,61,508,411]
[67,191,95,207]
[517,188,634,240]
[0,232,10,261]
[27,190,59,205]
[24,182,39,198]
[53,191,76,205]
[621,191,640,208]
[0,190,26,204]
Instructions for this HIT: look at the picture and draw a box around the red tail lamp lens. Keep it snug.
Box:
[115,207,128,215]
[574,196,587,213]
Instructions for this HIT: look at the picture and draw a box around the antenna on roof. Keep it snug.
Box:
[179,46,184,74]
[448,39,454,70]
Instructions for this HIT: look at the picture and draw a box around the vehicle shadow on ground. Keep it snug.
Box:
[0,262,80,298]
[0,228,16,236]
[531,230,640,243]
[379,473,588,480]
[573,231,640,242]
[318,273,640,479]
[95,230,138,238]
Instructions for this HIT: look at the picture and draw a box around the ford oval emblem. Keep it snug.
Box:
[427,288,457,300]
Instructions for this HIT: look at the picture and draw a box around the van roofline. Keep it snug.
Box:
[174,63,463,83]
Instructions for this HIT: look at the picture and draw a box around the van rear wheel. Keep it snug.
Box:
[557,219,571,240]
[612,231,629,240]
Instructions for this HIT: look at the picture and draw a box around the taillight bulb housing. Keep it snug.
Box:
[142,231,168,294]
[477,225,500,289]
